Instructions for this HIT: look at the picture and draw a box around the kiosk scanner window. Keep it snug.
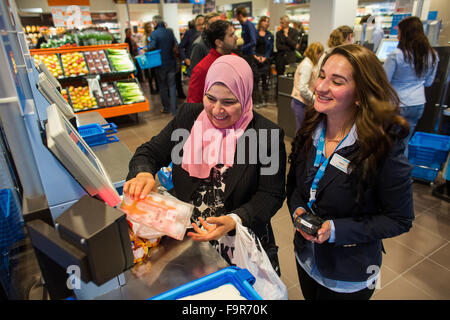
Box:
[45,104,121,208]
[376,39,399,63]
[38,72,75,120]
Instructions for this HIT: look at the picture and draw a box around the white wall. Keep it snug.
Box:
[309,0,358,50]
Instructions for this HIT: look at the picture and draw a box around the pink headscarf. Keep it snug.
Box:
[181,55,254,178]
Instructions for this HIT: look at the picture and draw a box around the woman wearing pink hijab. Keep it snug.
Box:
[124,55,286,273]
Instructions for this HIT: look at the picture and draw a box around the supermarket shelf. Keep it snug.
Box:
[30,43,131,55]
[75,99,150,119]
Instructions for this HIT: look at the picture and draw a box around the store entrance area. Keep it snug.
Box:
[108,76,450,300]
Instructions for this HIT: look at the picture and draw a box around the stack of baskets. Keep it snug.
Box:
[408,132,450,182]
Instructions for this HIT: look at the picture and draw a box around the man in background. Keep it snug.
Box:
[179,15,204,73]
[235,6,257,64]
[189,12,222,72]
[145,15,178,115]
[187,20,237,103]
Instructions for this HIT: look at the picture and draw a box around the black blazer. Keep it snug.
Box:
[127,103,287,245]
[286,139,414,282]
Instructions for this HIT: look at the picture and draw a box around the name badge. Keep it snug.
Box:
[330,153,350,174]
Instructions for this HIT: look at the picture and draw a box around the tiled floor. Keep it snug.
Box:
[112,79,450,300]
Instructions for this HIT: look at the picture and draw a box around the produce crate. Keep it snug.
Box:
[149,267,262,300]
[106,48,136,74]
[78,123,119,147]
[115,79,146,105]
[411,165,439,182]
[135,49,162,70]
[408,132,450,169]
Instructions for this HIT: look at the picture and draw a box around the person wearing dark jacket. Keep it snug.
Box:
[253,16,274,107]
[145,16,178,115]
[179,15,204,73]
[189,12,221,72]
[287,44,414,300]
[275,15,299,77]
[124,55,286,274]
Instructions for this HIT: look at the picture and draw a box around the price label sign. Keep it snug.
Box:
[51,5,92,28]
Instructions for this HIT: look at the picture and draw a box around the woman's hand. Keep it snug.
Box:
[123,172,156,200]
[294,208,331,244]
[187,216,236,242]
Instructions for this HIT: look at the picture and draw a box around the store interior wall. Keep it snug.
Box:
[429,0,450,46]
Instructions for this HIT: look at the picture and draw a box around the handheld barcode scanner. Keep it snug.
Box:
[294,206,324,237]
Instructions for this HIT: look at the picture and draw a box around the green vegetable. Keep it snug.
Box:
[116,81,145,104]
[107,48,135,72]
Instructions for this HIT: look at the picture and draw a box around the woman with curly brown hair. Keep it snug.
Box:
[287,44,414,300]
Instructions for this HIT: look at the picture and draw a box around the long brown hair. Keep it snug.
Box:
[327,25,353,48]
[289,44,409,189]
[398,16,438,77]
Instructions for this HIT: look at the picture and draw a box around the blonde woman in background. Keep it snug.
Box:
[317,25,353,72]
[291,42,324,131]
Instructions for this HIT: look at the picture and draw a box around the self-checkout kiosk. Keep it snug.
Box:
[0,1,133,300]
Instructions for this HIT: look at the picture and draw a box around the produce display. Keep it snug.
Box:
[61,88,70,103]
[116,81,145,104]
[107,48,135,72]
[67,85,97,111]
[61,52,88,77]
[84,50,112,74]
[95,82,122,108]
[32,54,64,79]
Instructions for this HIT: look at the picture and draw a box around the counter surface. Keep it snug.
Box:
[96,236,229,300]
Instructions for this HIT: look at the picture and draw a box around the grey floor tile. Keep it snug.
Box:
[394,223,447,257]
[429,242,450,270]
[413,211,450,241]
[382,238,425,274]
[402,258,450,299]
[372,276,434,300]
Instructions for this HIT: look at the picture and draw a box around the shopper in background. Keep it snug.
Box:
[291,42,324,132]
[359,15,384,52]
[253,16,274,108]
[124,28,143,83]
[144,15,178,115]
[143,22,159,94]
[235,7,257,64]
[384,16,439,157]
[317,25,353,72]
[275,15,299,77]
[187,20,237,103]
[124,55,286,275]
[293,21,308,56]
[287,44,413,300]
[189,12,222,72]
[179,15,204,74]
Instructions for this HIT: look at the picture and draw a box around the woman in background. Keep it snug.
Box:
[384,16,439,156]
[291,42,324,131]
[317,25,353,72]
[252,16,274,108]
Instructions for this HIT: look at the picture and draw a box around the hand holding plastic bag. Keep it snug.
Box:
[218,215,288,300]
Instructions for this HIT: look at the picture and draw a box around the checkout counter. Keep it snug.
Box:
[277,75,296,139]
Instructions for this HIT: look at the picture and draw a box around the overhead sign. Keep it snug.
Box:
[51,5,92,28]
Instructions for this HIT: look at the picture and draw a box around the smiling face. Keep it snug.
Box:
[203,83,242,129]
[314,54,357,121]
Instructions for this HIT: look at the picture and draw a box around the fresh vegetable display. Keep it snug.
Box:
[116,81,145,104]
[107,48,135,72]
[61,52,88,77]
[67,85,97,111]
[32,54,64,79]
[84,50,111,74]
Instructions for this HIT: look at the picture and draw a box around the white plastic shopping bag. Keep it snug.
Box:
[218,215,288,300]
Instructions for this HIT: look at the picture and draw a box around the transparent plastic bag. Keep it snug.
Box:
[120,192,194,240]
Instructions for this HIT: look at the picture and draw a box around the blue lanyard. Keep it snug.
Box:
[308,126,350,209]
